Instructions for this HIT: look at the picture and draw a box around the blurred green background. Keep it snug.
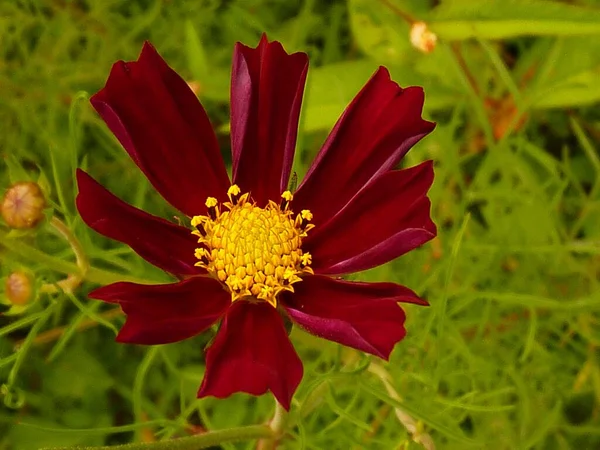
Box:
[1,0,600,449]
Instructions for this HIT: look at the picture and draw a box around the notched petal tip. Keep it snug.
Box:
[373,65,392,81]
[258,32,269,46]
[231,36,309,205]
[306,160,437,275]
[197,301,302,410]
[91,278,229,346]
[76,170,200,275]
[410,296,430,307]
[141,40,157,54]
[294,66,436,228]
[283,276,413,360]
[89,42,230,216]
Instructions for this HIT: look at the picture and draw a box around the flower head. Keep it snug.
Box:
[1,181,46,229]
[77,35,436,410]
[192,187,314,307]
[1,271,35,315]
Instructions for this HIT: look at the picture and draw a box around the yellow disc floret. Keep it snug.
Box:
[191,185,314,308]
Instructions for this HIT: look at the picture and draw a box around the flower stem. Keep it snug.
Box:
[257,400,288,450]
[378,0,415,24]
[40,425,274,450]
[51,217,89,273]
[368,362,436,450]
[39,217,89,293]
[15,307,123,347]
[3,302,56,408]
[0,229,159,286]
[269,401,288,437]
[86,267,161,286]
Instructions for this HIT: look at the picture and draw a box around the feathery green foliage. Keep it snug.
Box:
[1,0,600,449]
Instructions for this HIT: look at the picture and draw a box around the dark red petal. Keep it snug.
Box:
[90,277,229,345]
[305,161,436,275]
[91,42,230,217]
[294,68,435,227]
[198,300,303,410]
[76,169,200,275]
[283,275,425,359]
[231,35,309,205]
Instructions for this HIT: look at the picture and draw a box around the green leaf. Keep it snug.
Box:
[5,154,30,184]
[184,21,210,83]
[432,0,600,40]
[523,37,600,109]
[302,57,459,134]
[347,0,413,65]
[45,343,113,399]
[531,66,600,109]
[303,59,379,132]
[360,381,480,446]
[184,21,229,102]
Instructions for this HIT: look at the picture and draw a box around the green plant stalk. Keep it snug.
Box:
[0,311,46,338]
[133,347,160,443]
[40,425,274,450]
[0,230,158,286]
[368,362,435,450]
[258,400,289,450]
[50,216,89,272]
[432,20,600,40]
[435,213,470,379]
[5,302,56,407]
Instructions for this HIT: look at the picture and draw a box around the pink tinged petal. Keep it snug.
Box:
[89,277,229,345]
[198,300,303,410]
[76,169,200,275]
[231,35,309,205]
[283,275,426,359]
[91,42,230,217]
[294,67,436,227]
[305,161,436,275]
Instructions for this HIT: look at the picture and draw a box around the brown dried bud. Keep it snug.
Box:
[5,272,33,306]
[1,182,46,229]
[410,22,437,54]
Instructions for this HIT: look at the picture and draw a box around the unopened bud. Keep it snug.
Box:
[410,21,437,54]
[5,272,33,306]
[1,182,46,229]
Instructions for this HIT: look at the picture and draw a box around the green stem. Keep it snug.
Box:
[132,347,160,442]
[257,400,289,450]
[40,425,274,450]
[270,401,288,438]
[50,216,89,275]
[0,230,159,286]
[86,267,161,286]
[3,303,56,408]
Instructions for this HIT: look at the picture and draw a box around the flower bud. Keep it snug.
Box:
[1,182,46,229]
[410,21,437,54]
[5,272,33,306]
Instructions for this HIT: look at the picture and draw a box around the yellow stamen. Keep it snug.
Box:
[280,190,294,211]
[227,185,241,204]
[300,210,312,221]
[191,184,314,307]
[205,197,219,220]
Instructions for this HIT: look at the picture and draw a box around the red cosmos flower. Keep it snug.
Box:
[76,36,436,410]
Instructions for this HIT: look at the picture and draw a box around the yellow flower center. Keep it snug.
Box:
[191,185,314,307]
